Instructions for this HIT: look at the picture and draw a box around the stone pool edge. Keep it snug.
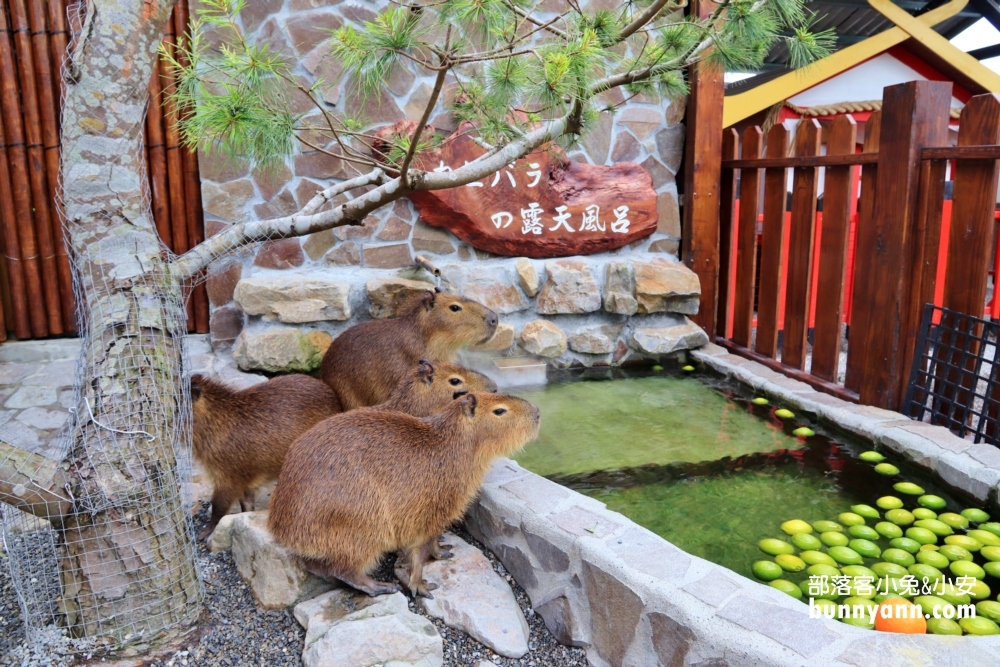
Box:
[463,343,1000,666]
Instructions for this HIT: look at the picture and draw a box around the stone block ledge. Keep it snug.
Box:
[692,344,1000,505]
[467,458,1000,667]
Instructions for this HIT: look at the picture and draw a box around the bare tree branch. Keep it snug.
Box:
[617,0,685,43]
[300,168,389,215]
[0,439,72,521]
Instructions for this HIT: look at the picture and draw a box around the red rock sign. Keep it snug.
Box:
[392,124,658,258]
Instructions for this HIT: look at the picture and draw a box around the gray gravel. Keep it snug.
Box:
[1,510,587,667]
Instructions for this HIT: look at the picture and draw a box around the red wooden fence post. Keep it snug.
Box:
[716,129,739,339]
[849,81,952,409]
[754,124,791,359]
[732,127,763,348]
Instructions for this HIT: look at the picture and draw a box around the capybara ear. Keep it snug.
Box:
[190,374,205,401]
[417,359,435,384]
[460,393,478,418]
[421,290,437,311]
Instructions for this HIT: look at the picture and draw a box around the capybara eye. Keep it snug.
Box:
[493,408,507,416]
[449,304,462,312]
[449,377,462,386]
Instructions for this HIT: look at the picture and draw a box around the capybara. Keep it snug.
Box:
[318,290,498,410]
[268,392,540,597]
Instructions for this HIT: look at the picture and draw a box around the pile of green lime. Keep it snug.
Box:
[749,449,1000,635]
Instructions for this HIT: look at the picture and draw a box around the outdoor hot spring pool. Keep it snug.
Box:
[511,365,999,607]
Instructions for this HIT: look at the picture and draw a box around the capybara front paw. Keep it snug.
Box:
[367,581,402,596]
[433,550,454,560]
[411,581,438,599]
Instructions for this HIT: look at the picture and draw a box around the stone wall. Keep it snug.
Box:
[199,0,696,369]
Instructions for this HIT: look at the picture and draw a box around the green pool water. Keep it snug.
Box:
[513,366,978,581]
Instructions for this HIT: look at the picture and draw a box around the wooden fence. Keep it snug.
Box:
[715,80,1000,412]
[0,0,207,341]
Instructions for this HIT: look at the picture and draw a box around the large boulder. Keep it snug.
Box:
[443,264,530,314]
[420,534,530,658]
[633,258,700,315]
[234,273,351,323]
[294,589,443,667]
[228,512,334,609]
[567,324,623,355]
[535,259,601,314]
[233,328,332,372]
[519,320,567,358]
[630,317,709,355]
[603,261,638,315]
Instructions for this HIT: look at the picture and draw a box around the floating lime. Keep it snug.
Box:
[792,426,815,437]
[968,579,991,601]
[885,509,915,526]
[851,504,880,521]
[812,520,843,533]
[985,562,1000,579]
[893,482,924,495]
[780,519,813,535]
[828,545,864,565]
[807,563,842,578]
[912,508,937,521]
[775,553,807,572]
[876,496,904,510]
[758,538,795,556]
[915,595,955,617]
[752,560,783,581]
[950,560,986,580]
[979,523,1000,538]
[875,522,903,539]
[937,512,969,530]
[871,561,910,579]
[651,364,664,371]
[914,519,953,537]
[938,583,971,606]
[846,579,877,599]
[981,546,1000,562]
[918,494,947,510]
[926,618,963,635]
[769,579,802,599]
[875,463,900,476]
[774,408,795,419]
[838,512,866,527]
[968,529,1000,548]
[890,537,922,554]
[848,525,880,541]
[977,600,1000,622]
[791,532,822,551]
[821,531,850,548]
[882,548,916,568]
[908,563,944,583]
[939,544,974,562]
[800,579,839,601]
[943,535,981,552]
[905,527,937,545]
[800,550,838,567]
[859,451,885,463]
[919,543,940,551]
[915,549,950,569]
[751,397,769,405]
[841,565,878,579]
[960,617,1000,636]
[962,507,990,523]
[849,539,881,559]
[682,365,695,372]
[873,593,907,605]
[841,601,876,629]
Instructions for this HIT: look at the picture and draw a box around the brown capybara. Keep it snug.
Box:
[318,290,498,410]
[190,362,496,541]
[268,392,540,598]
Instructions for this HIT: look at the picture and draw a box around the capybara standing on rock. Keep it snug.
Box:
[268,392,540,598]
[191,374,341,540]
[319,290,498,410]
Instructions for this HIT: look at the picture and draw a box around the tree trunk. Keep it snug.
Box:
[37,0,199,642]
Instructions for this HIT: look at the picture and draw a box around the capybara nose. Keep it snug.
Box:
[487,312,498,328]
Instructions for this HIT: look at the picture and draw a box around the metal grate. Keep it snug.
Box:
[903,304,1000,445]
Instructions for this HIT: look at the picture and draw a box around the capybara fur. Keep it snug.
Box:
[319,290,498,410]
[268,392,540,597]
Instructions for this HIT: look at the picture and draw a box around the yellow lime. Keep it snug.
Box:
[875,522,903,539]
[984,562,1000,579]
[807,563,841,578]
[810,597,839,611]
[893,482,924,495]
[851,504,880,520]
[908,563,944,583]
[758,538,795,556]
[859,451,885,463]
[872,562,909,578]
[918,494,947,510]
[801,579,840,600]
[981,546,1000,562]
[821,531,850,548]
[792,427,815,437]
[979,523,1000,538]
[875,463,900,475]
[682,365,695,372]
[905,527,937,544]
[943,535,981,552]
[949,560,986,579]
[848,525,879,541]
[775,554,807,572]
[828,546,863,565]
[962,508,991,523]
[882,548,916,568]
[926,618,963,635]
[915,549,950,569]
[938,544,974,562]
[913,519,953,537]
[799,550,837,567]
[919,543,940,551]
[937,583,971,606]
[876,496,904,510]
[960,617,1000,635]
[885,509,915,526]
[912,508,937,521]
[791,533,822,551]
[781,519,813,535]
[968,579,991,601]
[841,565,878,578]
[849,539,881,559]
[838,512,866,527]
[976,600,1000,622]
[889,537,921,554]
[751,397,769,405]
[769,579,802,599]
[812,520,843,533]
[774,408,795,419]
[937,512,969,529]
[914,595,955,617]
[968,529,1000,548]
[752,560,784,581]
[651,364,664,371]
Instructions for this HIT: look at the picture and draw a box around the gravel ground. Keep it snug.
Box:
[1,508,587,667]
